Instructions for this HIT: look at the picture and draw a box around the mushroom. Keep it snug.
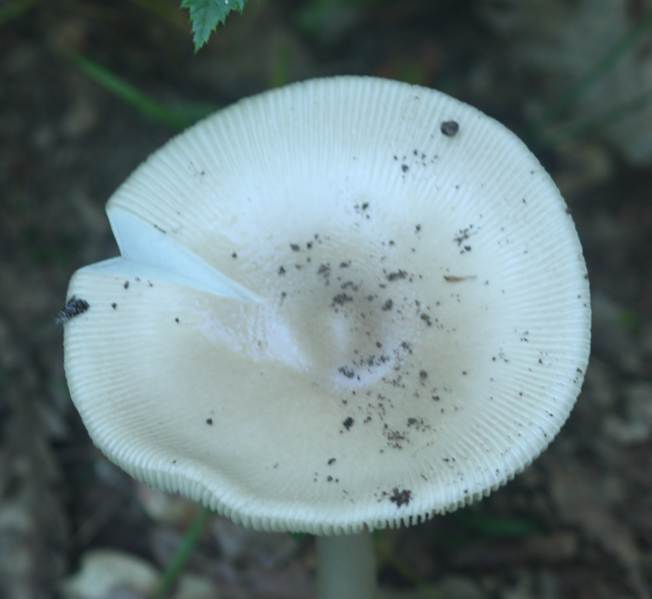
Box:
[62,77,591,598]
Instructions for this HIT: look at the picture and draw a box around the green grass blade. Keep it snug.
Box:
[0,0,36,26]
[152,506,211,598]
[542,86,652,145]
[455,512,542,539]
[69,53,216,129]
[541,8,652,125]
[374,533,442,599]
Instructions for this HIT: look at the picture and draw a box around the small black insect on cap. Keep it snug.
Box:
[57,296,90,324]
[440,120,459,137]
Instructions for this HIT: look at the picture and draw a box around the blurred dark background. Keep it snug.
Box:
[1,1,651,597]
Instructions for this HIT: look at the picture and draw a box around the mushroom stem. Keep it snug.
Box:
[316,532,377,599]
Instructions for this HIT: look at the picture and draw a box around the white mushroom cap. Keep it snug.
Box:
[64,77,591,534]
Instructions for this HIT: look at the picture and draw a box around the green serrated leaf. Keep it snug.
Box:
[180,0,246,51]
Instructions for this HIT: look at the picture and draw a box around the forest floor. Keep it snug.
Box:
[1,1,651,598]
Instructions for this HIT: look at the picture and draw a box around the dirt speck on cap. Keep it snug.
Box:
[389,487,412,507]
[386,270,407,282]
[332,293,353,306]
[57,296,90,323]
[444,274,477,283]
[441,120,459,137]
[338,366,355,379]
